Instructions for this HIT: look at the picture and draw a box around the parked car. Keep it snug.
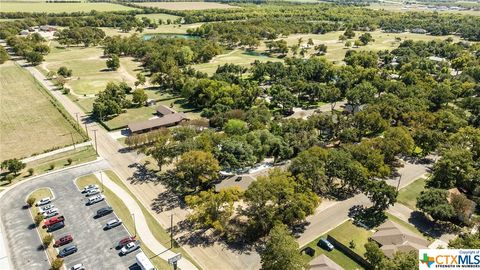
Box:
[95,206,113,218]
[117,236,136,249]
[71,263,85,270]
[87,194,104,205]
[58,245,77,258]
[54,234,73,247]
[318,238,334,251]
[120,242,140,255]
[104,218,122,230]
[44,215,65,228]
[38,204,54,214]
[47,221,65,232]
[86,188,100,197]
[82,184,99,193]
[43,208,59,219]
[36,197,51,206]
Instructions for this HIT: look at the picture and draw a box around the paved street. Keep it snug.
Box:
[0,160,110,270]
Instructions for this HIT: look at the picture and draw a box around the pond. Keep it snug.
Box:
[142,33,200,40]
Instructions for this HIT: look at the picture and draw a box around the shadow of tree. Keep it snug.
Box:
[408,211,461,238]
[128,163,159,185]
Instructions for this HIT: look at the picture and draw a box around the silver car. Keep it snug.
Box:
[38,204,55,214]
[104,218,122,230]
[85,188,100,197]
[120,241,139,255]
[43,208,59,218]
[36,197,51,206]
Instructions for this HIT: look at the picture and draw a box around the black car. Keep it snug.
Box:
[95,206,113,218]
[47,221,65,232]
[58,245,77,258]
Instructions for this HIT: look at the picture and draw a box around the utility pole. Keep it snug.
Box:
[70,132,76,150]
[84,123,88,137]
[100,172,104,193]
[396,175,402,191]
[132,213,136,237]
[93,129,98,155]
[170,213,173,249]
[74,112,80,128]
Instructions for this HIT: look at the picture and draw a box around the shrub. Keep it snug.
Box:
[34,214,43,226]
[49,164,55,170]
[51,258,64,270]
[27,197,36,207]
[42,234,53,247]
[66,158,73,165]
[349,240,356,249]
[28,168,34,176]
[4,174,14,184]
[62,88,70,95]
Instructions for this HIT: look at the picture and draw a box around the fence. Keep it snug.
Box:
[326,235,372,269]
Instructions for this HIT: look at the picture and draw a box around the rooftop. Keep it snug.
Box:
[156,104,177,116]
[309,254,344,270]
[128,113,186,133]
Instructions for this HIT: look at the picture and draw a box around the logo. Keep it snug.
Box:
[420,253,435,268]
[419,249,480,270]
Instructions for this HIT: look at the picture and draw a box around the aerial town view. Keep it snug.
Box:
[0,0,479,269]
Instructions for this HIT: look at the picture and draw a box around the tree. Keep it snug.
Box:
[364,180,397,212]
[346,81,377,109]
[27,168,34,176]
[1,158,26,175]
[34,214,43,226]
[290,146,328,194]
[51,259,64,270]
[0,46,8,64]
[132,89,148,106]
[345,40,352,48]
[416,189,455,221]
[92,82,129,120]
[364,241,385,267]
[307,38,314,47]
[344,28,355,39]
[449,232,480,249]
[223,119,249,136]
[57,66,72,77]
[314,44,327,55]
[354,40,363,47]
[175,150,220,191]
[429,147,475,189]
[25,51,43,65]
[135,73,146,88]
[148,134,173,171]
[359,33,374,45]
[243,170,319,238]
[26,197,36,207]
[106,54,120,71]
[42,233,53,247]
[451,193,475,224]
[260,224,306,270]
[185,187,242,234]
[270,85,298,115]
[215,138,257,170]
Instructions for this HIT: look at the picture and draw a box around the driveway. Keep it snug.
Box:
[0,160,140,270]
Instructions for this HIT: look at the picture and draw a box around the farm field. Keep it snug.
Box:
[136,2,239,10]
[0,2,138,13]
[0,61,84,160]
[41,45,141,95]
[191,49,282,75]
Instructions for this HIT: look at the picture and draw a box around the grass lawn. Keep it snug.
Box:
[100,23,204,37]
[28,188,56,263]
[42,45,140,95]
[136,2,238,10]
[0,2,137,13]
[386,213,433,242]
[135,13,180,22]
[0,146,97,187]
[103,106,157,130]
[191,49,282,75]
[0,61,85,160]
[301,220,367,269]
[75,172,200,270]
[397,178,427,210]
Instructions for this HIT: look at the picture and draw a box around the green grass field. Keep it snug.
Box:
[301,220,367,269]
[135,13,180,22]
[0,2,137,13]
[397,178,427,210]
[0,61,84,160]
[100,23,204,37]
[136,2,238,10]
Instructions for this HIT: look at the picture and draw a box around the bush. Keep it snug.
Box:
[27,197,36,207]
[34,214,43,227]
[28,168,34,176]
[66,158,72,165]
[349,240,356,249]
[42,233,53,247]
[62,88,70,95]
[4,174,14,184]
[51,258,64,270]
[49,164,55,170]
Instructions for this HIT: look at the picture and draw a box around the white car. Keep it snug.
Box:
[104,218,122,230]
[120,242,139,255]
[43,208,59,218]
[87,194,104,205]
[82,184,99,193]
[36,197,51,206]
[71,263,85,270]
[85,188,100,197]
[38,204,55,214]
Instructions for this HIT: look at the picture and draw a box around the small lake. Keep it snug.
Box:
[143,33,199,40]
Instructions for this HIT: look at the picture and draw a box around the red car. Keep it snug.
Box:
[117,236,136,249]
[54,234,73,247]
[44,216,65,228]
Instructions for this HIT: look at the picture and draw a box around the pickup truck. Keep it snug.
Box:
[44,215,65,228]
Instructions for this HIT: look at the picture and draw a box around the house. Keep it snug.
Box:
[447,188,476,223]
[370,220,429,259]
[156,104,176,116]
[410,28,427,34]
[39,25,56,32]
[128,113,187,134]
[309,254,344,270]
[20,30,29,36]
[215,175,256,192]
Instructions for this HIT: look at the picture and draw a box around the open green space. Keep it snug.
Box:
[29,188,53,203]
[135,13,180,22]
[0,61,85,160]
[0,2,138,13]
[100,23,204,37]
[0,146,97,186]
[301,220,366,269]
[76,172,200,270]
[136,2,238,10]
[397,178,427,210]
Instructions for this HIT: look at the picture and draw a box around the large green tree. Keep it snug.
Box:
[260,224,306,270]
[416,189,455,221]
[175,150,220,191]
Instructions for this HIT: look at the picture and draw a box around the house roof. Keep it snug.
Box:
[214,175,256,192]
[156,105,177,116]
[128,113,187,133]
[371,220,429,259]
[309,254,344,270]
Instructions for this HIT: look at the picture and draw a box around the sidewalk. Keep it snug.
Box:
[95,172,198,270]
[21,141,92,163]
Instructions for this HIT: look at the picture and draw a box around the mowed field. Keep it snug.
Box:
[0,2,137,13]
[136,1,238,10]
[135,13,180,22]
[42,44,142,96]
[0,61,84,160]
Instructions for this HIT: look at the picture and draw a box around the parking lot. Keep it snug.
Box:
[0,160,142,270]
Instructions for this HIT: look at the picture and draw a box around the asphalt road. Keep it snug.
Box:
[0,160,140,270]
